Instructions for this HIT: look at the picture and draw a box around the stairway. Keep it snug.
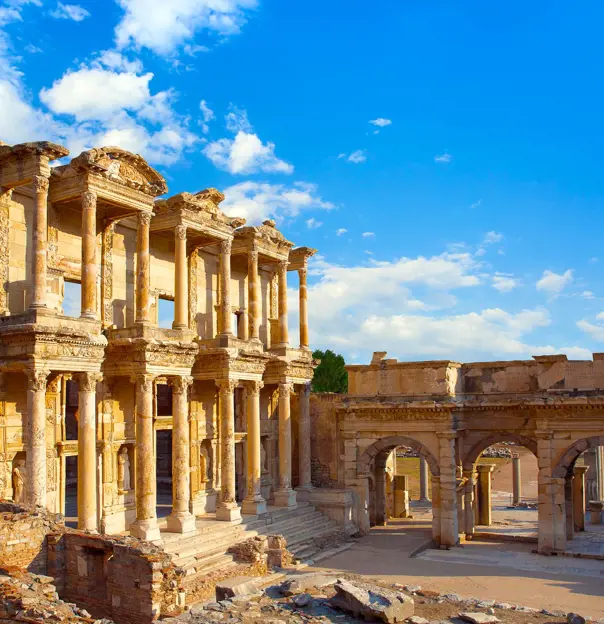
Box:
[160,502,344,582]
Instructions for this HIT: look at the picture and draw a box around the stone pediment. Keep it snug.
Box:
[52,146,167,197]
[235,219,294,257]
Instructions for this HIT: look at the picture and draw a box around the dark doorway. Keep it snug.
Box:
[65,455,78,528]
[65,379,78,441]
[156,429,172,518]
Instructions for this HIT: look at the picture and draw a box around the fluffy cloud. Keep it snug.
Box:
[225,105,252,133]
[306,217,322,229]
[536,269,573,294]
[203,131,293,175]
[369,118,392,127]
[221,181,334,224]
[49,3,90,21]
[362,232,375,238]
[336,228,347,236]
[339,149,366,164]
[492,274,519,293]
[577,318,604,342]
[199,98,214,133]
[114,0,257,55]
[435,152,452,163]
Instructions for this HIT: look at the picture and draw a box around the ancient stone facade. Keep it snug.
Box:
[310,352,604,553]
[0,141,316,539]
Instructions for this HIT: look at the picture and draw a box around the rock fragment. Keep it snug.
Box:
[459,612,500,624]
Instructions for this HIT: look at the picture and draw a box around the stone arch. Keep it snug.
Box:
[552,435,604,478]
[462,432,538,471]
[358,435,440,477]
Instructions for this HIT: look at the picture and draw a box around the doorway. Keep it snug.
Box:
[156,429,172,518]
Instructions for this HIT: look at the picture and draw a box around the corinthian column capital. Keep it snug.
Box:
[175,225,187,240]
[27,369,49,392]
[75,372,102,393]
[216,379,237,396]
[220,238,232,255]
[138,211,152,227]
[82,190,97,209]
[243,380,264,397]
[33,175,49,193]
[170,376,193,395]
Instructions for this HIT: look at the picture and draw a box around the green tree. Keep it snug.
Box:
[311,349,348,393]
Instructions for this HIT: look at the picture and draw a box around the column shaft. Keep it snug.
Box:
[438,433,459,546]
[76,373,99,531]
[274,382,296,507]
[512,456,521,505]
[247,249,260,341]
[26,370,49,507]
[573,466,588,532]
[393,474,410,518]
[80,191,97,319]
[167,376,195,532]
[419,455,430,502]
[216,380,241,521]
[219,239,233,336]
[277,260,289,346]
[463,471,476,538]
[30,176,49,309]
[173,226,188,329]
[296,383,313,493]
[477,464,495,526]
[135,212,152,324]
[131,374,160,541]
[565,475,574,540]
[298,267,309,349]
[242,381,266,515]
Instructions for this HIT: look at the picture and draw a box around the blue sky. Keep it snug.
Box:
[3,0,604,363]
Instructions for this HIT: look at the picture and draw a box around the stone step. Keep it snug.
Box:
[170,527,261,561]
[285,522,340,549]
[163,524,250,554]
[254,511,327,536]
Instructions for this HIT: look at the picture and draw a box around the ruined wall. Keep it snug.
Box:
[5,191,33,314]
[309,393,342,488]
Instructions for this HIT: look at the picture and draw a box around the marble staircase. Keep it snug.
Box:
[160,502,343,582]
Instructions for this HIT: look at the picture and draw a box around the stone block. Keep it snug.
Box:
[215,576,263,601]
[459,613,500,624]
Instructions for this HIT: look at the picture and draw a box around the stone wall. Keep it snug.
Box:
[309,393,342,488]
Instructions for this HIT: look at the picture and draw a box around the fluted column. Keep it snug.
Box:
[216,379,241,521]
[76,372,100,531]
[219,239,233,336]
[173,225,188,329]
[275,382,297,508]
[30,176,49,309]
[477,463,495,526]
[298,267,309,349]
[135,212,152,324]
[80,191,97,319]
[131,374,160,541]
[277,260,289,347]
[26,369,49,507]
[247,247,260,342]
[167,376,195,532]
[242,380,266,515]
[296,383,313,496]
[419,455,430,502]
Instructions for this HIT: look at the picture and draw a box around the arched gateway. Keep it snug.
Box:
[310,353,604,553]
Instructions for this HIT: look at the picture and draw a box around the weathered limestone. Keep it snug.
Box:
[565,474,574,540]
[216,379,241,521]
[277,260,289,347]
[173,226,188,329]
[26,370,49,507]
[130,374,160,541]
[572,465,589,532]
[75,372,100,531]
[296,383,313,497]
[135,212,152,324]
[241,380,266,515]
[476,464,495,526]
[30,176,49,309]
[512,456,521,506]
[80,191,97,319]
[219,239,233,336]
[589,500,603,524]
[275,382,296,507]
[393,475,410,518]
[463,470,476,538]
[298,267,309,349]
[247,248,260,341]
[167,376,196,533]
[419,456,430,502]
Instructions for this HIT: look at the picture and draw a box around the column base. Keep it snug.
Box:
[295,485,314,502]
[166,510,197,534]
[216,502,242,522]
[419,497,431,503]
[274,488,297,508]
[241,496,267,516]
[130,517,161,542]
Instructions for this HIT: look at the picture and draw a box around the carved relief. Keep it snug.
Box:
[102,222,115,328]
[0,191,10,314]
[188,250,198,332]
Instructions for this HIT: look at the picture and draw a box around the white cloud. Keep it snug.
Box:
[581,290,595,299]
[536,269,573,294]
[221,181,334,224]
[577,319,604,342]
[49,2,90,21]
[24,43,42,53]
[346,149,367,164]
[470,199,482,209]
[597,312,604,321]
[114,0,258,55]
[492,274,519,293]
[336,228,348,236]
[369,118,392,127]
[435,152,452,163]
[203,131,293,175]
[199,98,214,133]
[362,232,375,238]
[483,231,503,244]
[306,217,322,229]
[225,105,252,133]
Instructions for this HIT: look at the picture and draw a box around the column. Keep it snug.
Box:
[597,446,604,500]
[167,376,195,532]
[219,239,233,336]
[296,383,313,496]
[589,500,603,524]
[76,372,100,531]
[135,212,152,324]
[241,380,266,515]
[298,267,309,349]
[565,474,574,540]
[26,369,49,507]
[393,475,410,518]
[276,260,289,347]
[130,374,160,541]
[247,248,260,341]
[438,432,459,546]
[30,175,49,309]
[431,475,441,544]
[573,465,589,532]
[476,464,495,526]
[463,470,476,538]
[419,455,430,502]
[512,455,521,506]
[80,191,97,319]
[173,225,188,329]
[216,379,241,521]
[374,460,387,526]
[274,382,296,507]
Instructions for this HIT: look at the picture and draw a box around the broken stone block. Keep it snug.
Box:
[292,593,312,607]
[459,613,500,624]
[567,614,586,624]
[215,576,263,601]
[329,579,414,623]
[279,573,337,596]
[408,617,430,624]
